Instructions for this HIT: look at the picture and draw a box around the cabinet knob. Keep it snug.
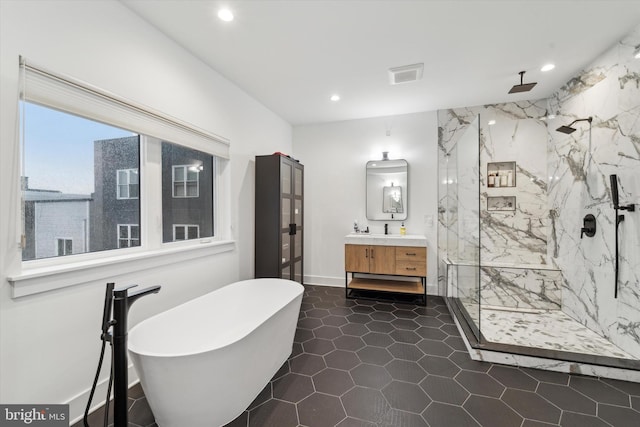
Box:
[406,252,416,256]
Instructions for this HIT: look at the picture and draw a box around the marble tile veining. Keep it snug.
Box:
[473,305,634,360]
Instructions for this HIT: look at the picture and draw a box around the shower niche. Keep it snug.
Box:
[487,196,516,212]
[487,161,516,188]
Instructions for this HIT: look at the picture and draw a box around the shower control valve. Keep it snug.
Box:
[581,214,596,239]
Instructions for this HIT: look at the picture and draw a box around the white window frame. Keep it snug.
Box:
[116,169,139,200]
[172,165,199,198]
[117,224,140,248]
[9,58,234,298]
[56,238,72,256]
[172,224,200,241]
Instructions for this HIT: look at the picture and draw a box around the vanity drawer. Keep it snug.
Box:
[396,247,426,262]
[395,260,426,277]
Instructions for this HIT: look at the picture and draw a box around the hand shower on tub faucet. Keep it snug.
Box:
[84,283,161,427]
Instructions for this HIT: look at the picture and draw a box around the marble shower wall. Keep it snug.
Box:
[547,25,640,358]
[437,101,550,294]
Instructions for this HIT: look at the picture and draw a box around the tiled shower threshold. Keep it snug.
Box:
[446,297,640,383]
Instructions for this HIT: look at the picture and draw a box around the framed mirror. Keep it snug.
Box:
[366,159,408,220]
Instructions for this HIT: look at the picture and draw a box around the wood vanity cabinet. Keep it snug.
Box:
[345,244,395,274]
[345,243,427,305]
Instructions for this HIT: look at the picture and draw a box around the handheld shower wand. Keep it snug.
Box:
[610,175,635,298]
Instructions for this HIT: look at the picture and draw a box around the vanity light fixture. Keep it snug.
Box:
[541,63,555,72]
[330,94,340,102]
[217,8,234,22]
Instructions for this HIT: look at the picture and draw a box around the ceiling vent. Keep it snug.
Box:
[388,63,424,85]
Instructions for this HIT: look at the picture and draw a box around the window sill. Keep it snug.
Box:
[8,240,235,298]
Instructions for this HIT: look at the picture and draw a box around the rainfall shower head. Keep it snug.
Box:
[555,117,593,134]
[508,71,537,94]
[556,125,577,134]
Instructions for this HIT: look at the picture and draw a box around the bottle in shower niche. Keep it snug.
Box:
[494,172,501,187]
[500,172,508,187]
[507,171,513,187]
[488,173,495,187]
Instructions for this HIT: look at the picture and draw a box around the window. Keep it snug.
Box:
[18,58,229,269]
[117,169,139,199]
[173,225,199,241]
[56,238,72,256]
[162,142,214,243]
[118,224,140,248]
[172,165,199,198]
[21,101,140,261]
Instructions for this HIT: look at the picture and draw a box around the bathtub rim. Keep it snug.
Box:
[128,278,303,358]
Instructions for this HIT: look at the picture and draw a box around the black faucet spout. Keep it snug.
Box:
[126,285,162,307]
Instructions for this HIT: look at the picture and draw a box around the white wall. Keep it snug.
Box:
[0,0,291,421]
[293,112,439,293]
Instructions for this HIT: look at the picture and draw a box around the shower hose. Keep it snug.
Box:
[83,337,114,427]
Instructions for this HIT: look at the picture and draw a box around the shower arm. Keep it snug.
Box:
[569,117,592,126]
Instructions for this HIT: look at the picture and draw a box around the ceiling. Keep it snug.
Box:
[121,0,640,126]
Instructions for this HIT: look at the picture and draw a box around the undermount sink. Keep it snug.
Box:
[345,233,427,247]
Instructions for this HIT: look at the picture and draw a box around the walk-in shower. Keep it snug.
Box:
[439,105,639,380]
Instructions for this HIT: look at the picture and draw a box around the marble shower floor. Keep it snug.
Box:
[463,303,635,360]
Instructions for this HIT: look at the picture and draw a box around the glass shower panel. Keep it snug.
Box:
[450,115,481,341]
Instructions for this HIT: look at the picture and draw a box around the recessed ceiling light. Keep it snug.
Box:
[217,8,234,22]
[330,94,340,102]
[488,120,496,126]
[541,63,555,72]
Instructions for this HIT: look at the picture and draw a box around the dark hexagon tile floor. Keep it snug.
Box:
[73,285,640,427]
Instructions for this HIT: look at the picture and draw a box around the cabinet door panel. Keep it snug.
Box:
[281,161,292,194]
[294,166,303,196]
[370,246,395,274]
[345,244,370,272]
[282,233,291,265]
[281,198,291,229]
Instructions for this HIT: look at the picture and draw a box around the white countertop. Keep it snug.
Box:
[345,233,427,247]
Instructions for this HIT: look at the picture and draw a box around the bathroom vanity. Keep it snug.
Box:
[344,234,427,305]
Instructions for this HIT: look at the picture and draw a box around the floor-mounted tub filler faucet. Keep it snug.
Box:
[84,283,161,427]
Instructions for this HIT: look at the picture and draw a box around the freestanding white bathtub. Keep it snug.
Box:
[128,278,304,427]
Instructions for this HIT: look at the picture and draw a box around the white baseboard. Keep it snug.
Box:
[67,364,139,426]
[303,275,344,287]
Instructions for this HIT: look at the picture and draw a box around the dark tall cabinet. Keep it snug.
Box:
[255,154,304,283]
